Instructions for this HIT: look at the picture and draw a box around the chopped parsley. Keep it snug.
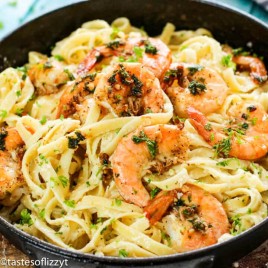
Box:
[204,123,212,131]
[15,108,24,117]
[106,40,124,50]
[64,69,75,81]
[39,115,47,125]
[110,27,119,40]
[230,215,242,235]
[132,131,157,158]
[133,46,143,60]
[240,122,249,130]
[188,218,206,232]
[232,47,250,56]
[0,109,7,119]
[39,209,45,219]
[58,175,69,188]
[64,199,76,208]
[114,198,122,206]
[38,154,48,166]
[187,64,204,75]
[16,90,22,97]
[182,205,197,218]
[68,131,85,149]
[213,137,231,157]
[17,66,28,81]
[174,198,186,207]
[144,40,158,55]
[20,209,33,226]
[188,80,206,95]
[250,117,258,126]
[150,187,160,199]
[118,249,128,258]
[145,108,153,114]
[123,46,144,62]
[221,54,236,69]
[54,55,65,61]
[161,231,172,246]
[0,21,4,30]
[216,159,233,167]
[130,74,143,97]
[163,69,176,82]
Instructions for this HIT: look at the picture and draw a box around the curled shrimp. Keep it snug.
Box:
[188,102,268,160]
[144,184,229,252]
[164,63,229,117]
[111,124,189,207]
[56,72,99,118]
[77,37,171,79]
[28,59,71,95]
[233,55,267,84]
[0,127,25,199]
[94,62,165,116]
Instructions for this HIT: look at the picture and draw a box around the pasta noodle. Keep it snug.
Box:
[0,17,267,258]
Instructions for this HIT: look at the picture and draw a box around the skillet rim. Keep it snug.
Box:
[0,0,268,265]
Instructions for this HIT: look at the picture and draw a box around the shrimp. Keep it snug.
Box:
[28,59,71,95]
[188,102,268,160]
[56,72,99,118]
[145,184,229,252]
[0,127,25,199]
[94,62,165,117]
[164,63,229,117]
[233,55,267,84]
[111,124,189,207]
[77,37,171,79]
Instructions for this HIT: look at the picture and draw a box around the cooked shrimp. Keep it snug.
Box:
[111,124,189,207]
[0,127,25,199]
[144,184,229,251]
[56,72,99,118]
[145,184,229,252]
[188,102,268,160]
[77,37,171,79]
[164,63,229,117]
[94,62,165,117]
[28,59,71,95]
[233,55,267,84]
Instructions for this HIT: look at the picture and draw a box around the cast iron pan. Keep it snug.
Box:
[0,0,268,267]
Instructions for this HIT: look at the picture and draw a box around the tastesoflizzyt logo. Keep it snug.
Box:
[0,257,68,268]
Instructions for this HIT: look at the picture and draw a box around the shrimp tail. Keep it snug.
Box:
[77,49,102,75]
[187,107,213,143]
[144,190,177,225]
[233,55,267,84]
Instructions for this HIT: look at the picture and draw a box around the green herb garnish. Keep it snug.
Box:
[221,54,236,70]
[68,131,85,149]
[150,187,160,199]
[119,249,129,258]
[64,199,76,208]
[54,55,65,61]
[20,209,33,226]
[144,41,158,55]
[188,80,206,95]
[39,115,47,125]
[64,69,75,81]
[132,131,157,158]
[187,64,204,75]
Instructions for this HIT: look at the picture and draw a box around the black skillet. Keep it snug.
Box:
[0,0,268,267]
